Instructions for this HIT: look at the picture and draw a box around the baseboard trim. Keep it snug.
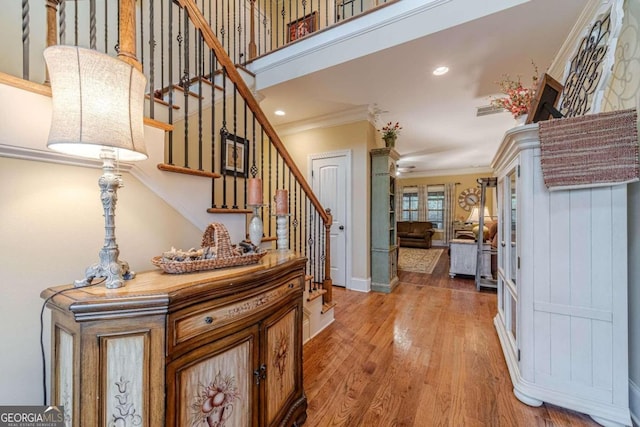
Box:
[349,276,370,292]
[630,379,640,426]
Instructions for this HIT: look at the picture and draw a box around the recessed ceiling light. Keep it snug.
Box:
[433,66,449,76]
[274,110,286,116]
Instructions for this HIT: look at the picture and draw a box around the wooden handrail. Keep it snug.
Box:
[178,0,332,228]
[118,0,141,71]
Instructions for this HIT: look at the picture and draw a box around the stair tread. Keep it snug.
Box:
[157,163,220,179]
[307,289,327,302]
[207,207,253,214]
[172,84,204,99]
[145,93,180,109]
[321,301,337,314]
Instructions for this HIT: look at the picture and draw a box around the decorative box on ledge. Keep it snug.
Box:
[42,251,308,426]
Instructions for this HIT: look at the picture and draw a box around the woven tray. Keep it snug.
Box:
[152,223,267,274]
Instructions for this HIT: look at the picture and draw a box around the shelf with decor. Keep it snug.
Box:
[370,147,399,293]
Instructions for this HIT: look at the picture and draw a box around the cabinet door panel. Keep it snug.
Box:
[264,305,299,425]
[167,326,259,427]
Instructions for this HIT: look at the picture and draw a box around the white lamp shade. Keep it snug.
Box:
[44,45,148,161]
[467,206,491,223]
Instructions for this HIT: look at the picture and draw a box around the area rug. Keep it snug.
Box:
[398,247,444,274]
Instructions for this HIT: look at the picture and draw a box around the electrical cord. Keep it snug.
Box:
[40,278,105,405]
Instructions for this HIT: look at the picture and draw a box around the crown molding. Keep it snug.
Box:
[398,166,493,179]
[0,144,134,171]
[275,105,375,136]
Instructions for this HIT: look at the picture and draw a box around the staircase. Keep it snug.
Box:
[2,0,339,339]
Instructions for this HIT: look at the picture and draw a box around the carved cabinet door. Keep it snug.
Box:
[166,325,260,427]
[262,302,303,426]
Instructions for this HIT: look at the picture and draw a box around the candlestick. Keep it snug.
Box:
[275,189,288,215]
[248,178,263,206]
[248,205,263,247]
[276,214,288,250]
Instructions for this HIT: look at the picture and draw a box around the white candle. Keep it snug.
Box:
[275,189,288,214]
[248,178,263,206]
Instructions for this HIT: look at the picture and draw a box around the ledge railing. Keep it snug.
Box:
[6,0,346,305]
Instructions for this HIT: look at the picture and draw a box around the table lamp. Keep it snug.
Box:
[44,45,148,289]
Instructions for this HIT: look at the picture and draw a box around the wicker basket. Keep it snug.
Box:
[152,223,267,274]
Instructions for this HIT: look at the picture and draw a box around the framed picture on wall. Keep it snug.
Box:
[220,131,249,177]
[287,12,318,42]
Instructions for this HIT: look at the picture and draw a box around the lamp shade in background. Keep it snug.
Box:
[466,206,491,223]
[44,45,148,161]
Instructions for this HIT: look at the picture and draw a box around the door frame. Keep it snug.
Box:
[308,149,352,289]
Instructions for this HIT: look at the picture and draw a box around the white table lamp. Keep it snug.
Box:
[44,45,148,289]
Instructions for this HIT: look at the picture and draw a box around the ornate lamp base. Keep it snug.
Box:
[74,148,135,289]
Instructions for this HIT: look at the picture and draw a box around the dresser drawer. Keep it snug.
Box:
[169,278,302,349]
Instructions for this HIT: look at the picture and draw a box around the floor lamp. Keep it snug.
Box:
[44,46,148,289]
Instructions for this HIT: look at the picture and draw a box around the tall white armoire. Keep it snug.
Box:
[492,124,631,427]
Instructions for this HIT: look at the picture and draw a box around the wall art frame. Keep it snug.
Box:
[287,12,318,42]
[220,131,249,177]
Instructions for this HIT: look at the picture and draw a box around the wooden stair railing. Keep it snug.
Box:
[29,0,335,307]
[177,0,333,305]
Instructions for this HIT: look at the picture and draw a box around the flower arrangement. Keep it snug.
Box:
[379,121,402,139]
[491,63,539,118]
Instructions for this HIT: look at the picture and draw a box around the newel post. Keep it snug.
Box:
[118,0,141,71]
[249,0,257,59]
[45,1,59,49]
[323,208,333,305]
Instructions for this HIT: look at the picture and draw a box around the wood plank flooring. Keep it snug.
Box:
[302,248,598,427]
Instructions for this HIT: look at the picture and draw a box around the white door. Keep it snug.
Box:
[310,153,348,287]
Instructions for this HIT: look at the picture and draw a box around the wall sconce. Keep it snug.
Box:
[44,45,147,289]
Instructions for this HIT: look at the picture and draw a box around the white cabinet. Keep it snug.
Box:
[448,239,491,278]
[492,124,631,427]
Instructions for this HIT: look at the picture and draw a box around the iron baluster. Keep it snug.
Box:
[59,0,65,46]
[221,66,228,209]
[182,7,190,169]
[89,0,96,49]
[74,0,78,46]
[210,51,217,208]
[148,0,155,119]
[167,0,174,165]
[21,0,29,80]
[197,31,203,171]
[232,84,238,209]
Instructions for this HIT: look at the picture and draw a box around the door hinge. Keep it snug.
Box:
[517,165,520,177]
[253,364,266,385]
[517,256,520,269]
[517,349,521,361]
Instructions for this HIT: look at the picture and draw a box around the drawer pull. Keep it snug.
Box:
[288,283,295,289]
[204,316,213,324]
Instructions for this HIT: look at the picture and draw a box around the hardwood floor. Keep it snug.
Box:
[302,248,598,427]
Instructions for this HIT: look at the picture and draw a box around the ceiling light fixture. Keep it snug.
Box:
[433,66,449,76]
[275,110,286,116]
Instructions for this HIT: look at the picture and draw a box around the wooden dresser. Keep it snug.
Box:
[42,251,308,427]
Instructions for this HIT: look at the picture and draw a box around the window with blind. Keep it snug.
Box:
[401,191,418,221]
[427,189,445,229]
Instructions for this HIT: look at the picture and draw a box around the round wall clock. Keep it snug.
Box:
[458,187,481,211]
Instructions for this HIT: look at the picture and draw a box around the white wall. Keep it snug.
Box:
[0,157,203,405]
[279,120,376,290]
